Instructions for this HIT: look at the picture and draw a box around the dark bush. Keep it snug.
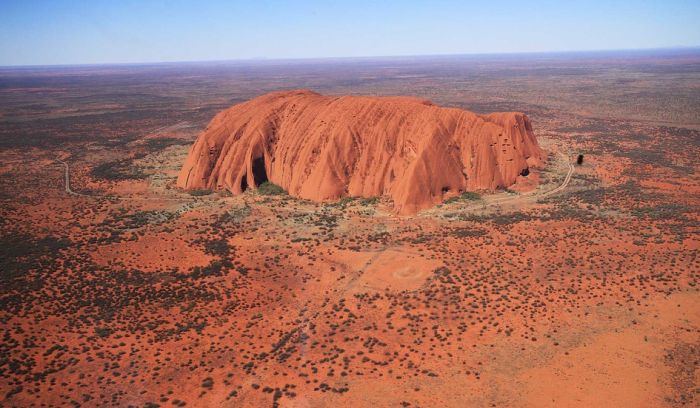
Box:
[91,159,146,181]
[256,181,287,195]
[444,191,481,204]
[189,189,212,196]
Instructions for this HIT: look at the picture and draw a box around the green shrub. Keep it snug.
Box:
[95,327,112,338]
[256,181,287,195]
[444,191,481,204]
[359,196,380,206]
[201,377,214,389]
[189,189,212,196]
[91,159,147,181]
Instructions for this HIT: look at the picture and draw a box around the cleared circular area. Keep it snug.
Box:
[356,249,443,292]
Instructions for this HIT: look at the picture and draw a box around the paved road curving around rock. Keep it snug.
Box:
[57,149,575,207]
[446,151,575,212]
[56,158,90,197]
[55,156,211,202]
[540,153,575,197]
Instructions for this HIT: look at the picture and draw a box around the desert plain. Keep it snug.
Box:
[0,49,699,407]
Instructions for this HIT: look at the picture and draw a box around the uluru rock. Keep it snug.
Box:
[177,90,545,214]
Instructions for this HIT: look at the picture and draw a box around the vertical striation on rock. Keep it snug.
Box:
[177,90,545,214]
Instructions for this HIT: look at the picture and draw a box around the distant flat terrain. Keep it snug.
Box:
[1,50,698,407]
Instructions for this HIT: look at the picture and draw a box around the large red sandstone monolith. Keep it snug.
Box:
[178,90,545,214]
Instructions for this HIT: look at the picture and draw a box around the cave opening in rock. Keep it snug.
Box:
[240,173,248,192]
[252,156,268,186]
[520,167,530,177]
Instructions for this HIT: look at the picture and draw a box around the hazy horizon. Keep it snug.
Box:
[1,46,699,69]
[2,0,699,66]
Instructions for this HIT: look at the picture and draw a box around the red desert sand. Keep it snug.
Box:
[177,90,545,214]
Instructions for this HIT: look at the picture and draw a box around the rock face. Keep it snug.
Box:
[178,90,545,214]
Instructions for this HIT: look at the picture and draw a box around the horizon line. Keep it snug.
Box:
[1,45,699,70]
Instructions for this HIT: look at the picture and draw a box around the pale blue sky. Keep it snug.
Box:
[1,0,699,66]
